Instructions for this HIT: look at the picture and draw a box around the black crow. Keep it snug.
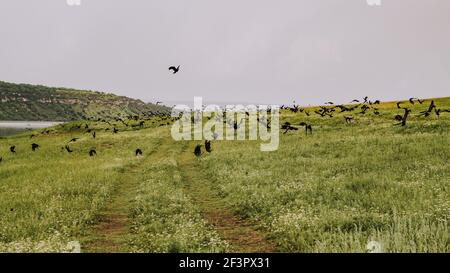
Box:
[344,116,354,123]
[205,140,212,153]
[168,65,180,74]
[65,145,73,153]
[31,143,40,151]
[194,145,202,157]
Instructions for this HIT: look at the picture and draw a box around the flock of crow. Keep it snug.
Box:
[279,97,449,134]
[0,66,181,163]
[0,114,176,163]
[1,65,449,162]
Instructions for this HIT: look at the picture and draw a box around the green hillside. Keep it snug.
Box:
[0,97,448,252]
[0,81,169,121]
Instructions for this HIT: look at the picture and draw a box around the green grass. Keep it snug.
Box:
[197,98,450,252]
[0,98,449,252]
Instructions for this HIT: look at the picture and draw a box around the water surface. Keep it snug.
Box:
[0,121,62,137]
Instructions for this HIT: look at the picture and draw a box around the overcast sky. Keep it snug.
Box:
[0,0,449,106]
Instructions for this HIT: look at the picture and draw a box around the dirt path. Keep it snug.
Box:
[82,138,165,253]
[82,138,276,253]
[178,144,277,253]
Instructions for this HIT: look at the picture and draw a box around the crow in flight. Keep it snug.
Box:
[65,145,73,153]
[168,65,180,74]
[299,122,313,135]
[205,140,212,153]
[395,108,411,126]
[31,143,40,151]
[194,145,202,157]
[419,100,436,117]
[281,122,298,134]
[344,116,354,123]
[434,108,450,116]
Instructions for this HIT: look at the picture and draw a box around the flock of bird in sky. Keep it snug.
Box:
[1,65,449,162]
[279,97,449,135]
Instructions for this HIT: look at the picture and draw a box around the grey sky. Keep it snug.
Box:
[0,0,449,106]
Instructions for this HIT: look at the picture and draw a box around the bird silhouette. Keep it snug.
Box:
[395,108,411,126]
[31,143,40,151]
[135,148,143,156]
[194,145,202,157]
[113,128,119,134]
[281,122,298,134]
[434,108,450,116]
[69,138,79,143]
[168,65,180,74]
[344,116,354,123]
[299,122,313,135]
[419,100,436,117]
[205,140,212,153]
[10,146,16,153]
[89,149,97,157]
[409,98,417,104]
[65,145,73,153]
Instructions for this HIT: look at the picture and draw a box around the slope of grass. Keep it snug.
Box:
[0,97,448,252]
[197,98,450,252]
[0,80,169,121]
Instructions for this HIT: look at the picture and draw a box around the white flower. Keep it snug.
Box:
[366,241,383,253]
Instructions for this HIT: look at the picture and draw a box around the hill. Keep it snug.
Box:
[0,81,169,121]
[0,97,448,252]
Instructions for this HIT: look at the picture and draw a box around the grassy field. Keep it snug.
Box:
[0,98,448,252]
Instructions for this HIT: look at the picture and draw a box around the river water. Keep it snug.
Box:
[0,121,62,137]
